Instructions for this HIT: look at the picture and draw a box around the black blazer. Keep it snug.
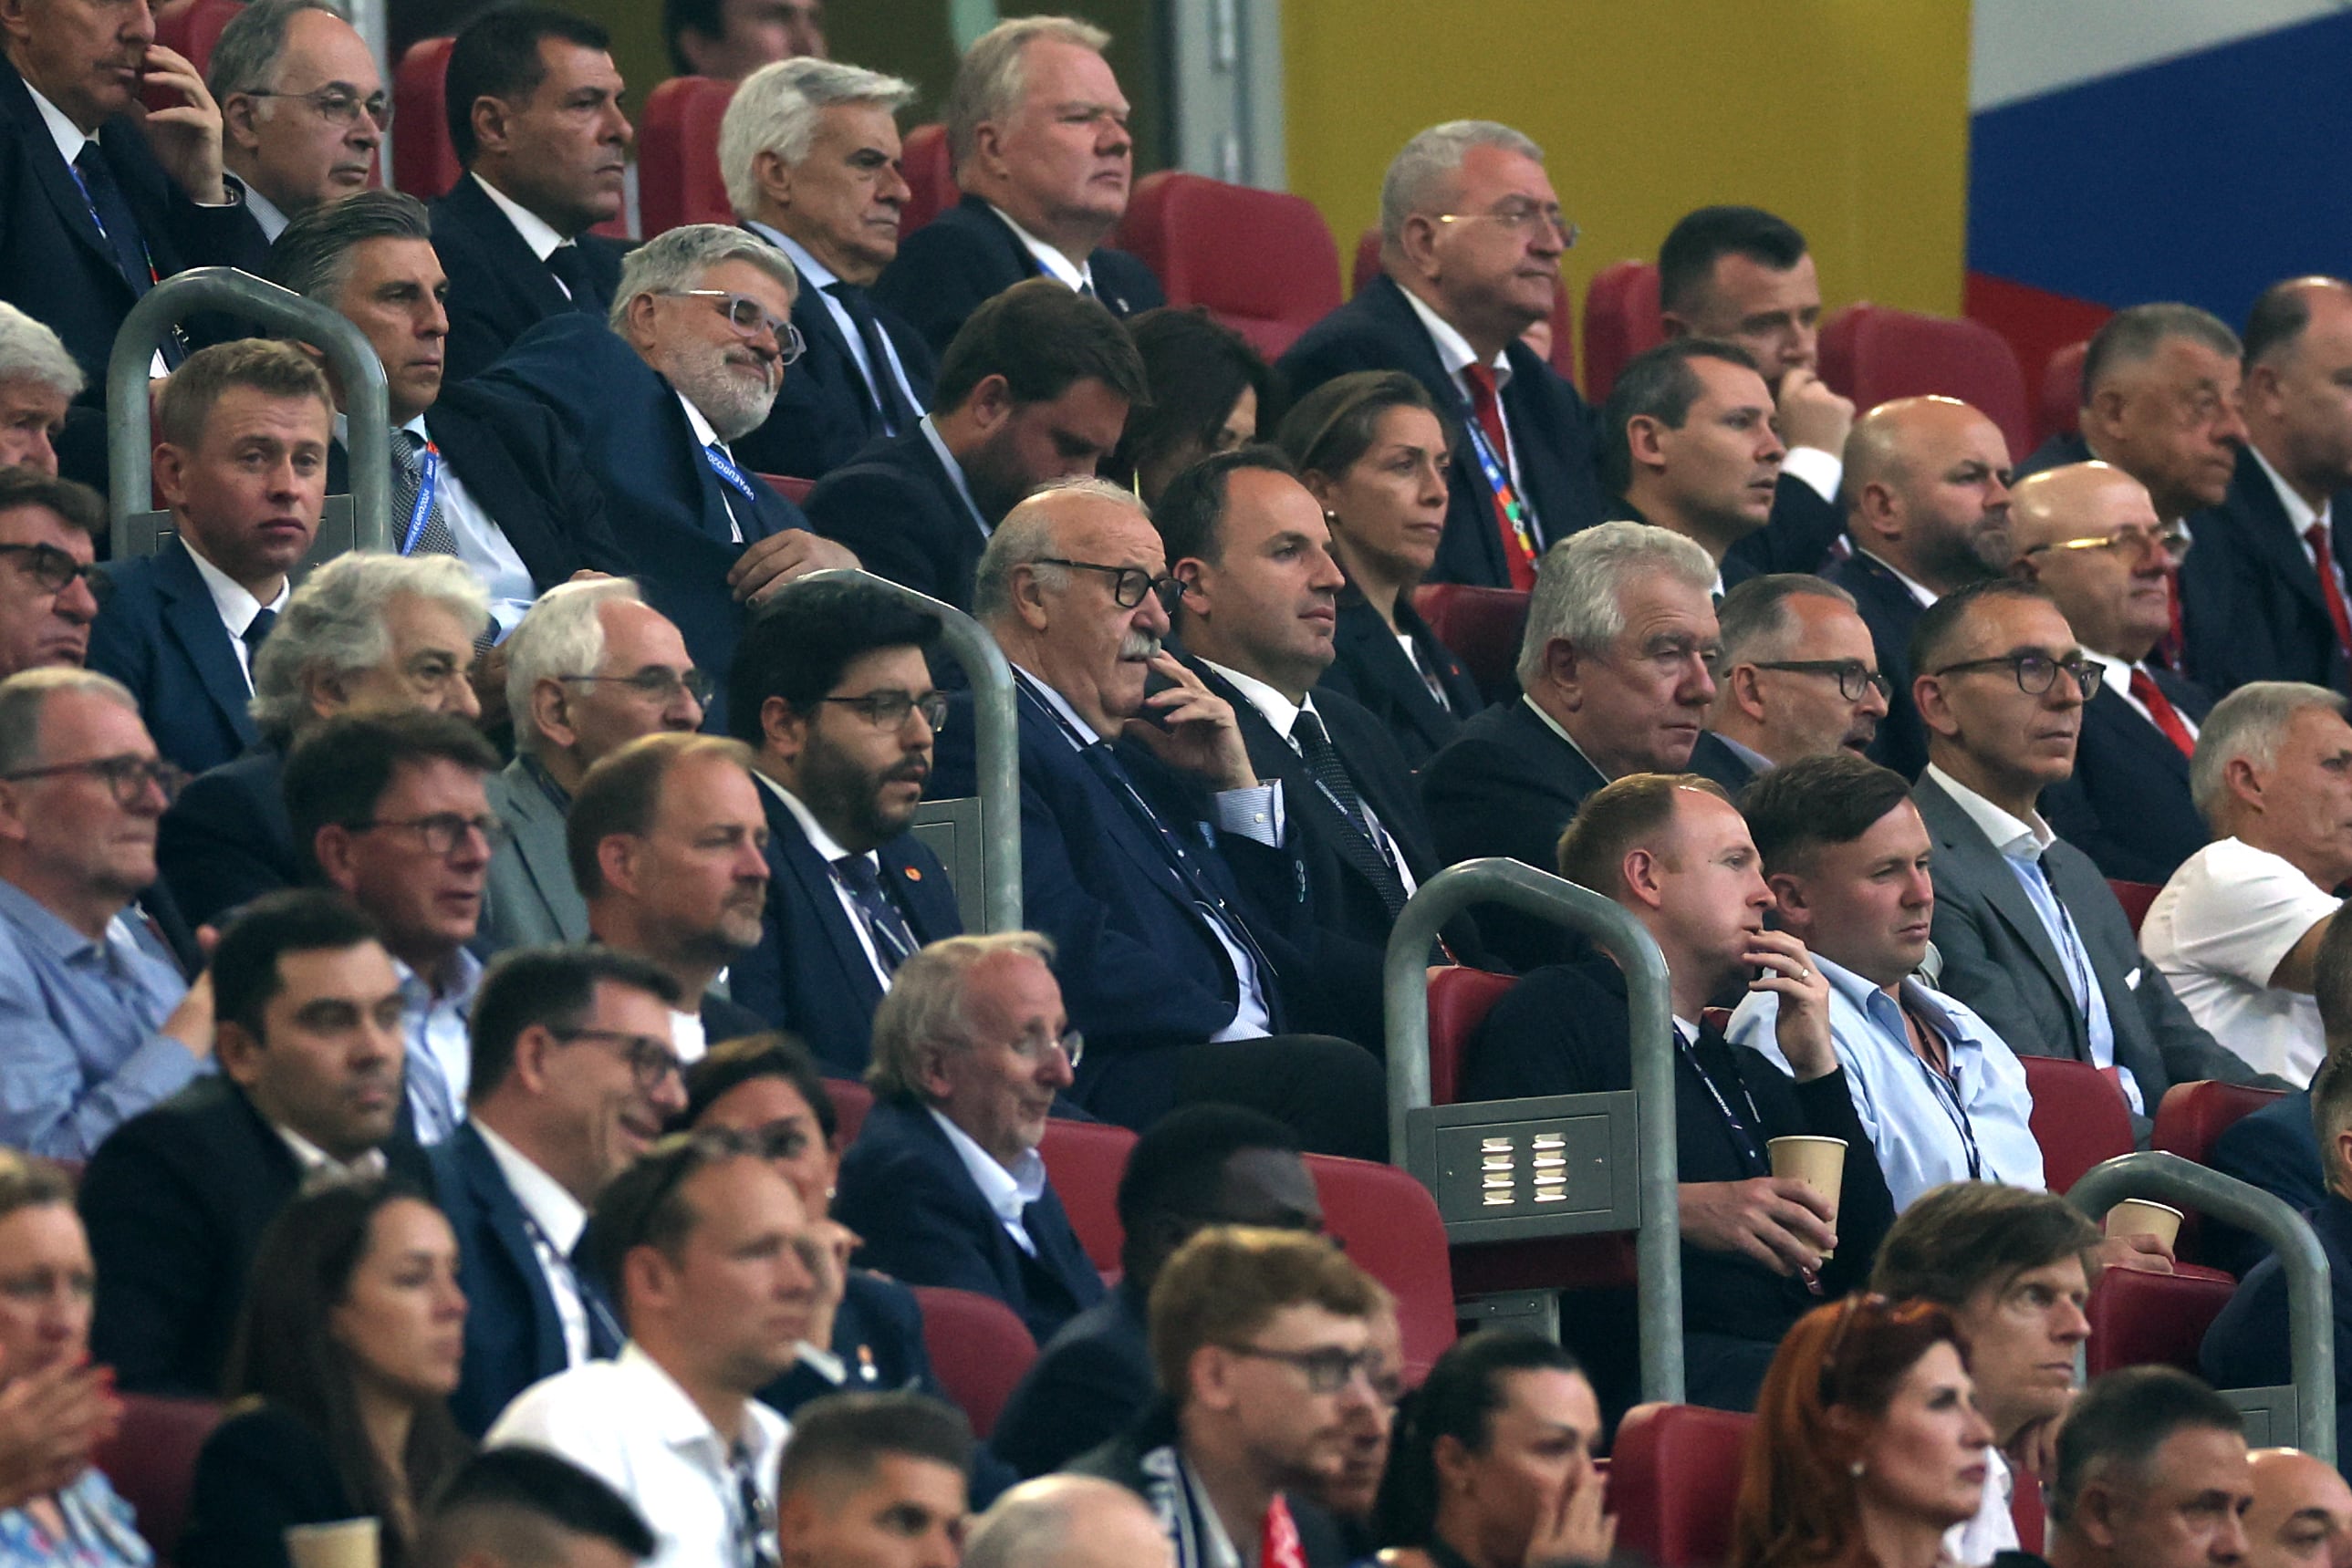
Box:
[85,537,259,776]
[157,744,295,929]
[1826,549,1932,780]
[2181,444,2352,697]
[803,426,988,609]
[731,779,964,1077]
[1721,473,1847,587]
[431,173,628,384]
[874,193,1163,356]
[82,1075,424,1395]
[1279,275,1608,587]
[734,237,937,482]
[180,1404,359,1568]
[2040,670,2212,886]
[832,1096,1106,1345]
[2205,1088,2320,1278]
[992,1279,1151,1480]
[1317,586,1482,770]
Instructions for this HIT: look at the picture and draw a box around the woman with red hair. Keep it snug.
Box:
[1731,1294,1997,1568]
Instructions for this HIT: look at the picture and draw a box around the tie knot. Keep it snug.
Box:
[242,606,277,653]
[1462,361,1499,398]
[2312,521,2334,551]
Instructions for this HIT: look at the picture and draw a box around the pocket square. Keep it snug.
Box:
[2126,966,2143,990]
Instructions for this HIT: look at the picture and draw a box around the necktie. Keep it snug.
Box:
[1290,708,1408,918]
[2128,667,2197,759]
[404,1041,458,1145]
[822,281,921,436]
[544,242,605,314]
[2308,522,2352,655]
[1460,363,1537,590]
[1080,737,1270,1005]
[393,430,462,558]
[241,606,276,659]
[71,142,151,297]
[832,855,917,977]
[1260,1495,1307,1568]
[730,1444,777,1568]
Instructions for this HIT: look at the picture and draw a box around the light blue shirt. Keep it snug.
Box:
[0,880,200,1158]
[398,948,484,1144]
[0,1467,151,1568]
[1730,952,2045,1211]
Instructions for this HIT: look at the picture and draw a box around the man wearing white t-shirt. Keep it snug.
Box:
[2144,680,2352,1086]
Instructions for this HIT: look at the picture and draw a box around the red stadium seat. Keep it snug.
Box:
[1306,1152,1455,1376]
[393,37,458,199]
[2039,340,2089,448]
[900,123,954,234]
[640,75,736,234]
[1581,261,1663,403]
[1607,1403,1753,1568]
[154,0,245,80]
[2019,1055,2135,1194]
[1114,172,1340,359]
[909,1285,1036,1438]
[759,473,816,505]
[2085,1264,2236,1376]
[1410,584,1527,695]
[1351,227,1380,295]
[1818,304,2032,460]
[2154,1080,2287,1168]
[2107,879,2160,937]
[1038,1117,1138,1278]
[823,1077,872,1147]
[1427,966,1515,1106]
[94,1395,224,1567]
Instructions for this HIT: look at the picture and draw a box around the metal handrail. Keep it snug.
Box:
[109,267,391,557]
[777,569,1021,933]
[2069,1153,2335,1463]
[1384,857,1683,1404]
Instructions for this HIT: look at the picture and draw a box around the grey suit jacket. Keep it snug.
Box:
[1914,772,2269,1127]
[480,760,587,953]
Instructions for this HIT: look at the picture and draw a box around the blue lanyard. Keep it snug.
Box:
[702,441,757,501]
[400,442,442,554]
[1457,396,1539,563]
[65,154,158,286]
[1901,1000,1985,1180]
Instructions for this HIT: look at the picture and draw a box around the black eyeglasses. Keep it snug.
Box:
[245,84,392,129]
[0,753,183,805]
[820,690,950,732]
[1223,1342,1385,1397]
[560,668,715,708]
[1750,659,1894,701]
[1929,652,2104,699]
[345,812,512,855]
[1036,557,1184,611]
[553,1026,686,1090]
[0,542,103,597]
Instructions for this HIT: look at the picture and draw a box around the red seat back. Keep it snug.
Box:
[1581,260,1663,403]
[1818,303,2031,459]
[640,75,736,234]
[759,472,816,505]
[393,36,459,199]
[2019,1055,2135,1194]
[1114,172,1340,359]
[1410,584,1528,694]
[909,1285,1036,1438]
[2040,339,2089,448]
[155,0,245,80]
[2085,1265,2237,1376]
[1038,1117,1138,1277]
[2153,1079,2287,1168]
[2107,878,2161,937]
[1351,227,1381,295]
[94,1395,224,1567]
[900,122,954,234]
[1428,967,1515,1106]
[1607,1403,1754,1568]
[1306,1152,1455,1376]
[823,1076,872,1147]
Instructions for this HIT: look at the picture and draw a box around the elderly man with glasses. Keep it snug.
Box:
[1909,579,2278,1145]
[208,0,385,241]
[0,466,104,678]
[1705,571,1892,784]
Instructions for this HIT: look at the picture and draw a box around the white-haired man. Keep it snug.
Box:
[0,304,81,477]
[1281,119,1607,589]
[720,57,932,479]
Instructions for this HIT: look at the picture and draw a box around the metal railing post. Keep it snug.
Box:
[109,268,391,557]
[1385,857,1684,1405]
[2068,1152,2334,1463]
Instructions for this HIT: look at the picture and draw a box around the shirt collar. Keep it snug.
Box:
[987,203,1093,293]
[1519,693,1608,779]
[473,171,570,261]
[1712,730,1774,775]
[1854,547,1942,609]
[393,947,484,1009]
[2082,647,2138,700]
[1399,285,1513,390]
[276,1123,389,1181]
[241,182,290,243]
[755,772,864,867]
[2251,441,2327,535]
[1015,666,1103,746]
[26,82,92,164]
[181,537,287,636]
[926,1105,1047,1221]
[1202,658,1304,738]
[0,875,114,960]
[750,223,838,292]
[676,390,724,451]
[918,413,990,531]
[613,1342,786,1461]
[472,1119,588,1255]
[1925,761,2054,859]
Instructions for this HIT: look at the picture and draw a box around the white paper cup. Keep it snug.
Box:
[2104,1199,2184,1250]
[1769,1135,1846,1260]
[286,1519,380,1568]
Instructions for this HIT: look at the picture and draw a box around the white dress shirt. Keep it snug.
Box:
[926,1105,1049,1257]
[27,84,188,374]
[336,410,539,637]
[476,172,571,269]
[486,1343,790,1568]
[276,1124,389,1181]
[395,948,483,1144]
[1944,1446,2017,1564]
[2083,647,2198,742]
[990,203,1095,294]
[240,183,290,242]
[748,222,922,427]
[1780,444,1842,506]
[757,774,890,988]
[181,544,287,689]
[2142,837,2337,1086]
[473,1120,594,1365]
[1399,286,1541,537]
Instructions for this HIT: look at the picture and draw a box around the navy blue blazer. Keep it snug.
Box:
[429,1122,621,1438]
[832,1096,1105,1345]
[470,313,814,728]
[157,744,295,929]
[1826,549,1933,780]
[875,193,1163,356]
[1318,586,1482,771]
[431,173,629,385]
[1279,275,1608,588]
[804,427,988,610]
[86,538,259,776]
[2041,672,2213,886]
[2181,444,2352,698]
[734,241,936,482]
[2204,1088,2323,1277]
[731,780,963,1076]
[992,1279,1151,1480]
[2203,1188,2352,1466]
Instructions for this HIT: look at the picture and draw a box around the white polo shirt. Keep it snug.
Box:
[2142,836,2338,1086]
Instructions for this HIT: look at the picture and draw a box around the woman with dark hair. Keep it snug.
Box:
[181,1180,471,1568]
[1276,371,1484,766]
[1366,1328,1613,1568]
[1731,1295,1996,1568]
[1106,307,1275,504]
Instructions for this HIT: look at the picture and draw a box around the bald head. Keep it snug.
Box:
[2009,462,2170,661]
[962,1476,1174,1568]
[1843,396,2014,596]
[2244,1447,2352,1568]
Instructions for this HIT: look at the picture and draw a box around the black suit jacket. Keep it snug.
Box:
[83,1075,425,1395]
[1721,474,1848,587]
[2202,1189,2352,1469]
[431,173,629,384]
[2041,670,2212,886]
[157,743,294,929]
[1279,275,1608,587]
[1317,586,1482,771]
[2205,1088,2321,1277]
[731,780,963,1076]
[1826,549,1932,780]
[85,537,259,776]
[181,1404,359,1568]
[992,1279,1150,1479]
[735,234,937,481]
[833,1096,1105,1345]
[2181,444,2352,697]
[803,426,988,609]
[874,193,1163,355]
[1066,1400,1353,1568]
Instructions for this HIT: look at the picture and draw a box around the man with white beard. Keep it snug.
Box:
[477,223,858,727]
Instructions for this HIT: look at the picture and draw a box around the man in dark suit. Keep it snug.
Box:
[0,465,101,677]
[1159,449,1484,1050]
[1280,120,1603,590]
[873,16,1160,356]
[806,277,1145,611]
[722,57,935,482]
[954,480,1387,1157]
[207,0,383,244]
[474,223,855,727]
[724,576,961,1075]
[2012,463,2213,884]
[833,933,1106,1344]
[1829,395,2018,780]
[1705,574,1889,775]
[2206,1087,2323,1278]
[436,945,685,1435]
[1421,519,1746,970]
[82,889,424,1394]
[1598,339,1788,588]
[1908,580,2274,1144]
[88,339,330,775]
[431,6,631,384]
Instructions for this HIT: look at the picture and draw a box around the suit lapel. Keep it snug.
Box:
[0,61,126,283]
[458,1130,568,1372]
[155,541,259,747]
[1915,778,2085,1051]
[450,175,571,320]
[2084,686,2189,782]
[499,765,577,932]
[2235,451,2330,616]
[1505,698,1605,799]
[764,786,888,1009]
[1020,686,1210,919]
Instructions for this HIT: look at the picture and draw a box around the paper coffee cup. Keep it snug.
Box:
[1769,1135,1847,1260]
[286,1519,380,1568]
[2104,1199,2184,1249]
